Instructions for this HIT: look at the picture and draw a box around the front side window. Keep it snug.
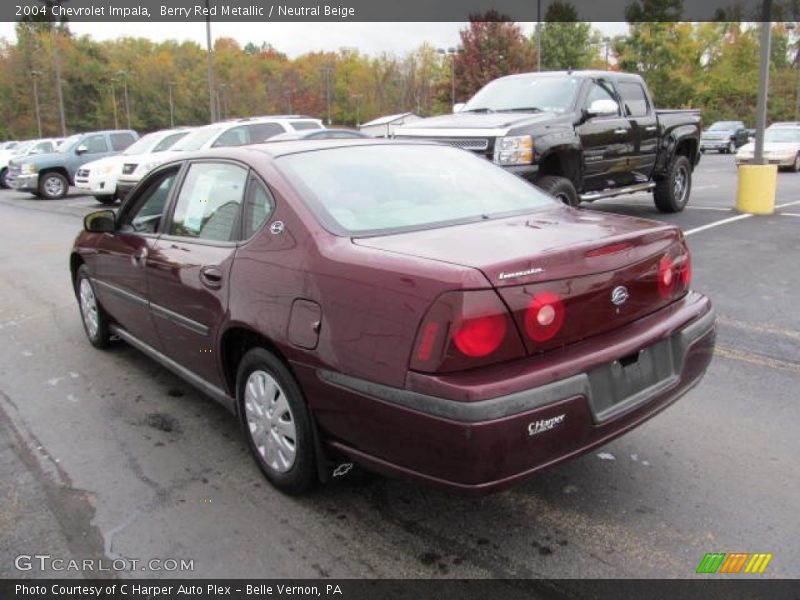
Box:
[290,121,320,131]
[212,126,249,148]
[246,123,286,142]
[120,169,179,234]
[584,82,620,114]
[85,135,109,153]
[169,162,248,241]
[276,145,557,236]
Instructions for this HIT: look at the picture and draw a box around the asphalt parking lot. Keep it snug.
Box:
[0,152,797,581]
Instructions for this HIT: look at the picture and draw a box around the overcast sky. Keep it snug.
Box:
[0,21,629,57]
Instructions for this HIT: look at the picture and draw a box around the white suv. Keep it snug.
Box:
[116,116,323,198]
[74,127,193,204]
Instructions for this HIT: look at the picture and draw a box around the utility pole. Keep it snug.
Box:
[110,79,118,129]
[168,82,175,127]
[437,47,461,110]
[31,70,43,138]
[117,71,131,130]
[50,18,67,135]
[219,83,227,120]
[603,37,611,68]
[283,89,293,114]
[320,66,333,125]
[352,93,363,127]
[205,0,217,123]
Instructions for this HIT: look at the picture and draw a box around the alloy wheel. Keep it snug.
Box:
[244,370,297,473]
[79,278,99,339]
[673,164,688,204]
[44,175,65,198]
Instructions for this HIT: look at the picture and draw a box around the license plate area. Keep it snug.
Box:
[585,337,679,423]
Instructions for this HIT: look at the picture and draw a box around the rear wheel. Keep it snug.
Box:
[726,141,736,154]
[535,175,579,207]
[791,153,800,173]
[0,168,9,189]
[237,348,317,495]
[654,155,692,213]
[38,171,68,200]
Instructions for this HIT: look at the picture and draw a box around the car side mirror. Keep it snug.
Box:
[84,210,115,233]
[453,102,466,114]
[586,99,619,118]
[75,144,88,155]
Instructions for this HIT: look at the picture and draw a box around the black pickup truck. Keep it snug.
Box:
[395,70,701,212]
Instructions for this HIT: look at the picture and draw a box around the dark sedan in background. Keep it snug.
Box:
[70,140,716,494]
[700,120,749,154]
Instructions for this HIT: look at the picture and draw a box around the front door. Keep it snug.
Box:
[577,80,633,192]
[147,160,249,387]
[616,80,659,182]
[91,166,181,348]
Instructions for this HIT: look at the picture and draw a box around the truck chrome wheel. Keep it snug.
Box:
[79,278,99,339]
[244,370,297,473]
[673,164,689,204]
[43,175,66,198]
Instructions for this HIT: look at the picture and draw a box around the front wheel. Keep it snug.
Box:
[791,153,800,173]
[38,172,68,200]
[75,265,111,348]
[0,168,9,189]
[534,175,579,207]
[654,155,692,213]
[727,141,736,155]
[237,348,317,495]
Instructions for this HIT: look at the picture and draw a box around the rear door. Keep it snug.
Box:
[146,160,250,386]
[615,80,658,182]
[91,165,181,349]
[577,80,633,191]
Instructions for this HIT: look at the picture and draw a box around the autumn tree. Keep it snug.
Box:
[454,11,536,101]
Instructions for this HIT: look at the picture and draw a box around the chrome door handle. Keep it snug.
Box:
[645,125,657,131]
[614,128,628,135]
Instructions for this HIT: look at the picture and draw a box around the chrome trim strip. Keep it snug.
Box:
[93,279,148,307]
[150,302,210,336]
[110,324,235,413]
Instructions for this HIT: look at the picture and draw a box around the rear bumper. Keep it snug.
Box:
[700,140,731,150]
[305,292,716,493]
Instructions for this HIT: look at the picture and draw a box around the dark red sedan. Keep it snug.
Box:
[71,140,716,494]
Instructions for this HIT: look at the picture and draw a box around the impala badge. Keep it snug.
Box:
[611,285,630,306]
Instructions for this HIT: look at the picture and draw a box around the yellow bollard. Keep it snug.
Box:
[735,164,777,215]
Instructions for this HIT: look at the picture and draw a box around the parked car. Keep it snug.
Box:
[269,128,369,141]
[75,127,192,204]
[71,140,716,495]
[395,70,702,213]
[0,141,19,151]
[115,116,323,198]
[0,138,60,188]
[736,124,800,170]
[8,130,138,199]
[700,121,749,154]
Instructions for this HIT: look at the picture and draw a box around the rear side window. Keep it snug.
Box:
[617,82,650,117]
[290,121,320,131]
[110,133,136,151]
[169,162,248,241]
[213,126,249,147]
[243,177,275,239]
[85,135,109,153]
[153,131,189,152]
[246,122,286,142]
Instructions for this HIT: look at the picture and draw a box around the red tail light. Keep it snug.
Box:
[657,256,676,299]
[524,291,565,342]
[679,244,692,288]
[410,290,525,373]
[658,242,691,299]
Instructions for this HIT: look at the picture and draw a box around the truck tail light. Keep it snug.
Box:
[410,290,525,373]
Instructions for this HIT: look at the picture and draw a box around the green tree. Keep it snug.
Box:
[539,2,599,70]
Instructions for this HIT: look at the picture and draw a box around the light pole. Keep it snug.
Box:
[109,79,119,129]
[320,66,333,125]
[754,8,772,166]
[784,22,800,120]
[205,0,217,123]
[603,36,611,68]
[283,89,293,114]
[437,47,461,110]
[117,70,131,130]
[168,81,175,127]
[31,70,43,137]
[351,93,363,127]
[219,83,227,120]
[536,0,542,71]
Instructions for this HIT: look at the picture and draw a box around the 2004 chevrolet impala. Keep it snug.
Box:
[70,140,716,494]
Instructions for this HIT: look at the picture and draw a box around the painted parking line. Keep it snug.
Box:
[715,346,800,374]
[684,199,800,236]
[781,212,800,217]
[719,316,800,341]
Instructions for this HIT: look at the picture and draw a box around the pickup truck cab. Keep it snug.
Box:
[8,129,138,199]
[395,70,701,212]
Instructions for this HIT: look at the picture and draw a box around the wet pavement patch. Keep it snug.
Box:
[145,412,180,433]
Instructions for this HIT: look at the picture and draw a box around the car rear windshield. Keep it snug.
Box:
[463,76,580,114]
[275,145,557,236]
[171,127,224,151]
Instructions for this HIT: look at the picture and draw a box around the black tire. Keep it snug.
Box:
[535,175,579,207]
[726,141,736,155]
[236,348,317,495]
[38,171,68,200]
[0,168,9,189]
[94,195,117,205]
[75,265,111,348]
[791,153,800,173]
[654,155,692,213]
